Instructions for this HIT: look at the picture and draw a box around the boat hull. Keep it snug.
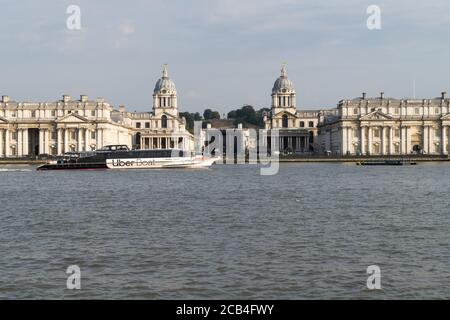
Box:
[37,157,219,171]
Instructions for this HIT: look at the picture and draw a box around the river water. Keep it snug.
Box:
[0,162,450,299]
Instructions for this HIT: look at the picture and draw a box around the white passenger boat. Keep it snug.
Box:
[37,145,219,170]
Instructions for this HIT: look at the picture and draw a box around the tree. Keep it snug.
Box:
[179,112,202,133]
[203,108,220,120]
[256,107,271,127]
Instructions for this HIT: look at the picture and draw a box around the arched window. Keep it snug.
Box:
[282,115,288,128]
[161,115,168,128]
[309,121,314,128]
[300,121,305,128]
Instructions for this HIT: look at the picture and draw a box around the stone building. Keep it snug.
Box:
[0,94,130,157]
[317,92,450,155]
[264,64,319,153]
[111,65,193,152]
[0,64,193,158]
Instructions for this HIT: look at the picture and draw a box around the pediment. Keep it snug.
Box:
[440,113,450,120]
[56,113,89,123]
[360,110,392,121]
[273,110,298,118]
[160,112,178,120]
[0,116,8,123]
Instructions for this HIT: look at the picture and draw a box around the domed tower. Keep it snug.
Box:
[153,64,178,117]
[271,63,296,115]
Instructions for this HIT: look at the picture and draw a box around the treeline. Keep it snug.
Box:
[180,105,270,133]
[227,105,270,128]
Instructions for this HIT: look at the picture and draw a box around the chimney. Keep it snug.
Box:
[63,95,71,103]
[237,123,243,129]
[442,91,447,99]
[380,92,384,99]
[119,105,126,113]
[2,95,9,103]
[362,92,366,100]
[80,95,88,102]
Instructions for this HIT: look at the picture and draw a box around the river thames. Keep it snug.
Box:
[1,163,450,299]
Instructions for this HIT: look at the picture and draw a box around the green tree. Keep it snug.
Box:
[180,112,202,133]
[203,108,220,120]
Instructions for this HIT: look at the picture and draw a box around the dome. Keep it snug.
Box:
[272,64,295,93]
[154,64,177,94]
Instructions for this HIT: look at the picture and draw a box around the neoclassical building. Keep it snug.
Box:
[317,92,450,155]
[0,65,193,158]
[264,64,319,153]
[112,65,193,151]
[0,94,130,157]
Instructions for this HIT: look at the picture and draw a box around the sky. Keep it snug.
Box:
[1,0,450,114]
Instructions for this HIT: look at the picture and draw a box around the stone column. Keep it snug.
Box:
[429,127,434,154]
[389,127,393,155]
[360,126,365,155]
[17,129,23,157]
[380,127,385,155]
[77,128,82,151]
[423,126,429,154]
[96,128,103,149]
[442,125,448,155]
[64,129,69,153]
[405,127,409,154]
[57,129,62,155]
[22,129,29,156]
[85,129,90,151]
[39,129,45,155]
[367,127,372,154]
[44,129,49,154]
[348,128,352,154]
[342,127,347,155]
[401,126,406,154]
[5,130,10,157]
[0,129,3,158]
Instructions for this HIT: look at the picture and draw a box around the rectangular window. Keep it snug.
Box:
[394,129,400,138]
[51,110,56,117]
[31,111,36,118]
[51,131,57,140]
[435,108,440,114]
[435,129,440,138]
[12,132,17,140]
[395,144,400,154]
[71,131,76,139]
[91,110,96,117]
[91,131,96,139]
[136,122,141,129]
[145,122,150,128]
[353,108,358,115]
[11,111,16,117]
[415,108,420,115]
[373,129,380,138]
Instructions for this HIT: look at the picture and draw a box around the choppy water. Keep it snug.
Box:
[1,162,450,299]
